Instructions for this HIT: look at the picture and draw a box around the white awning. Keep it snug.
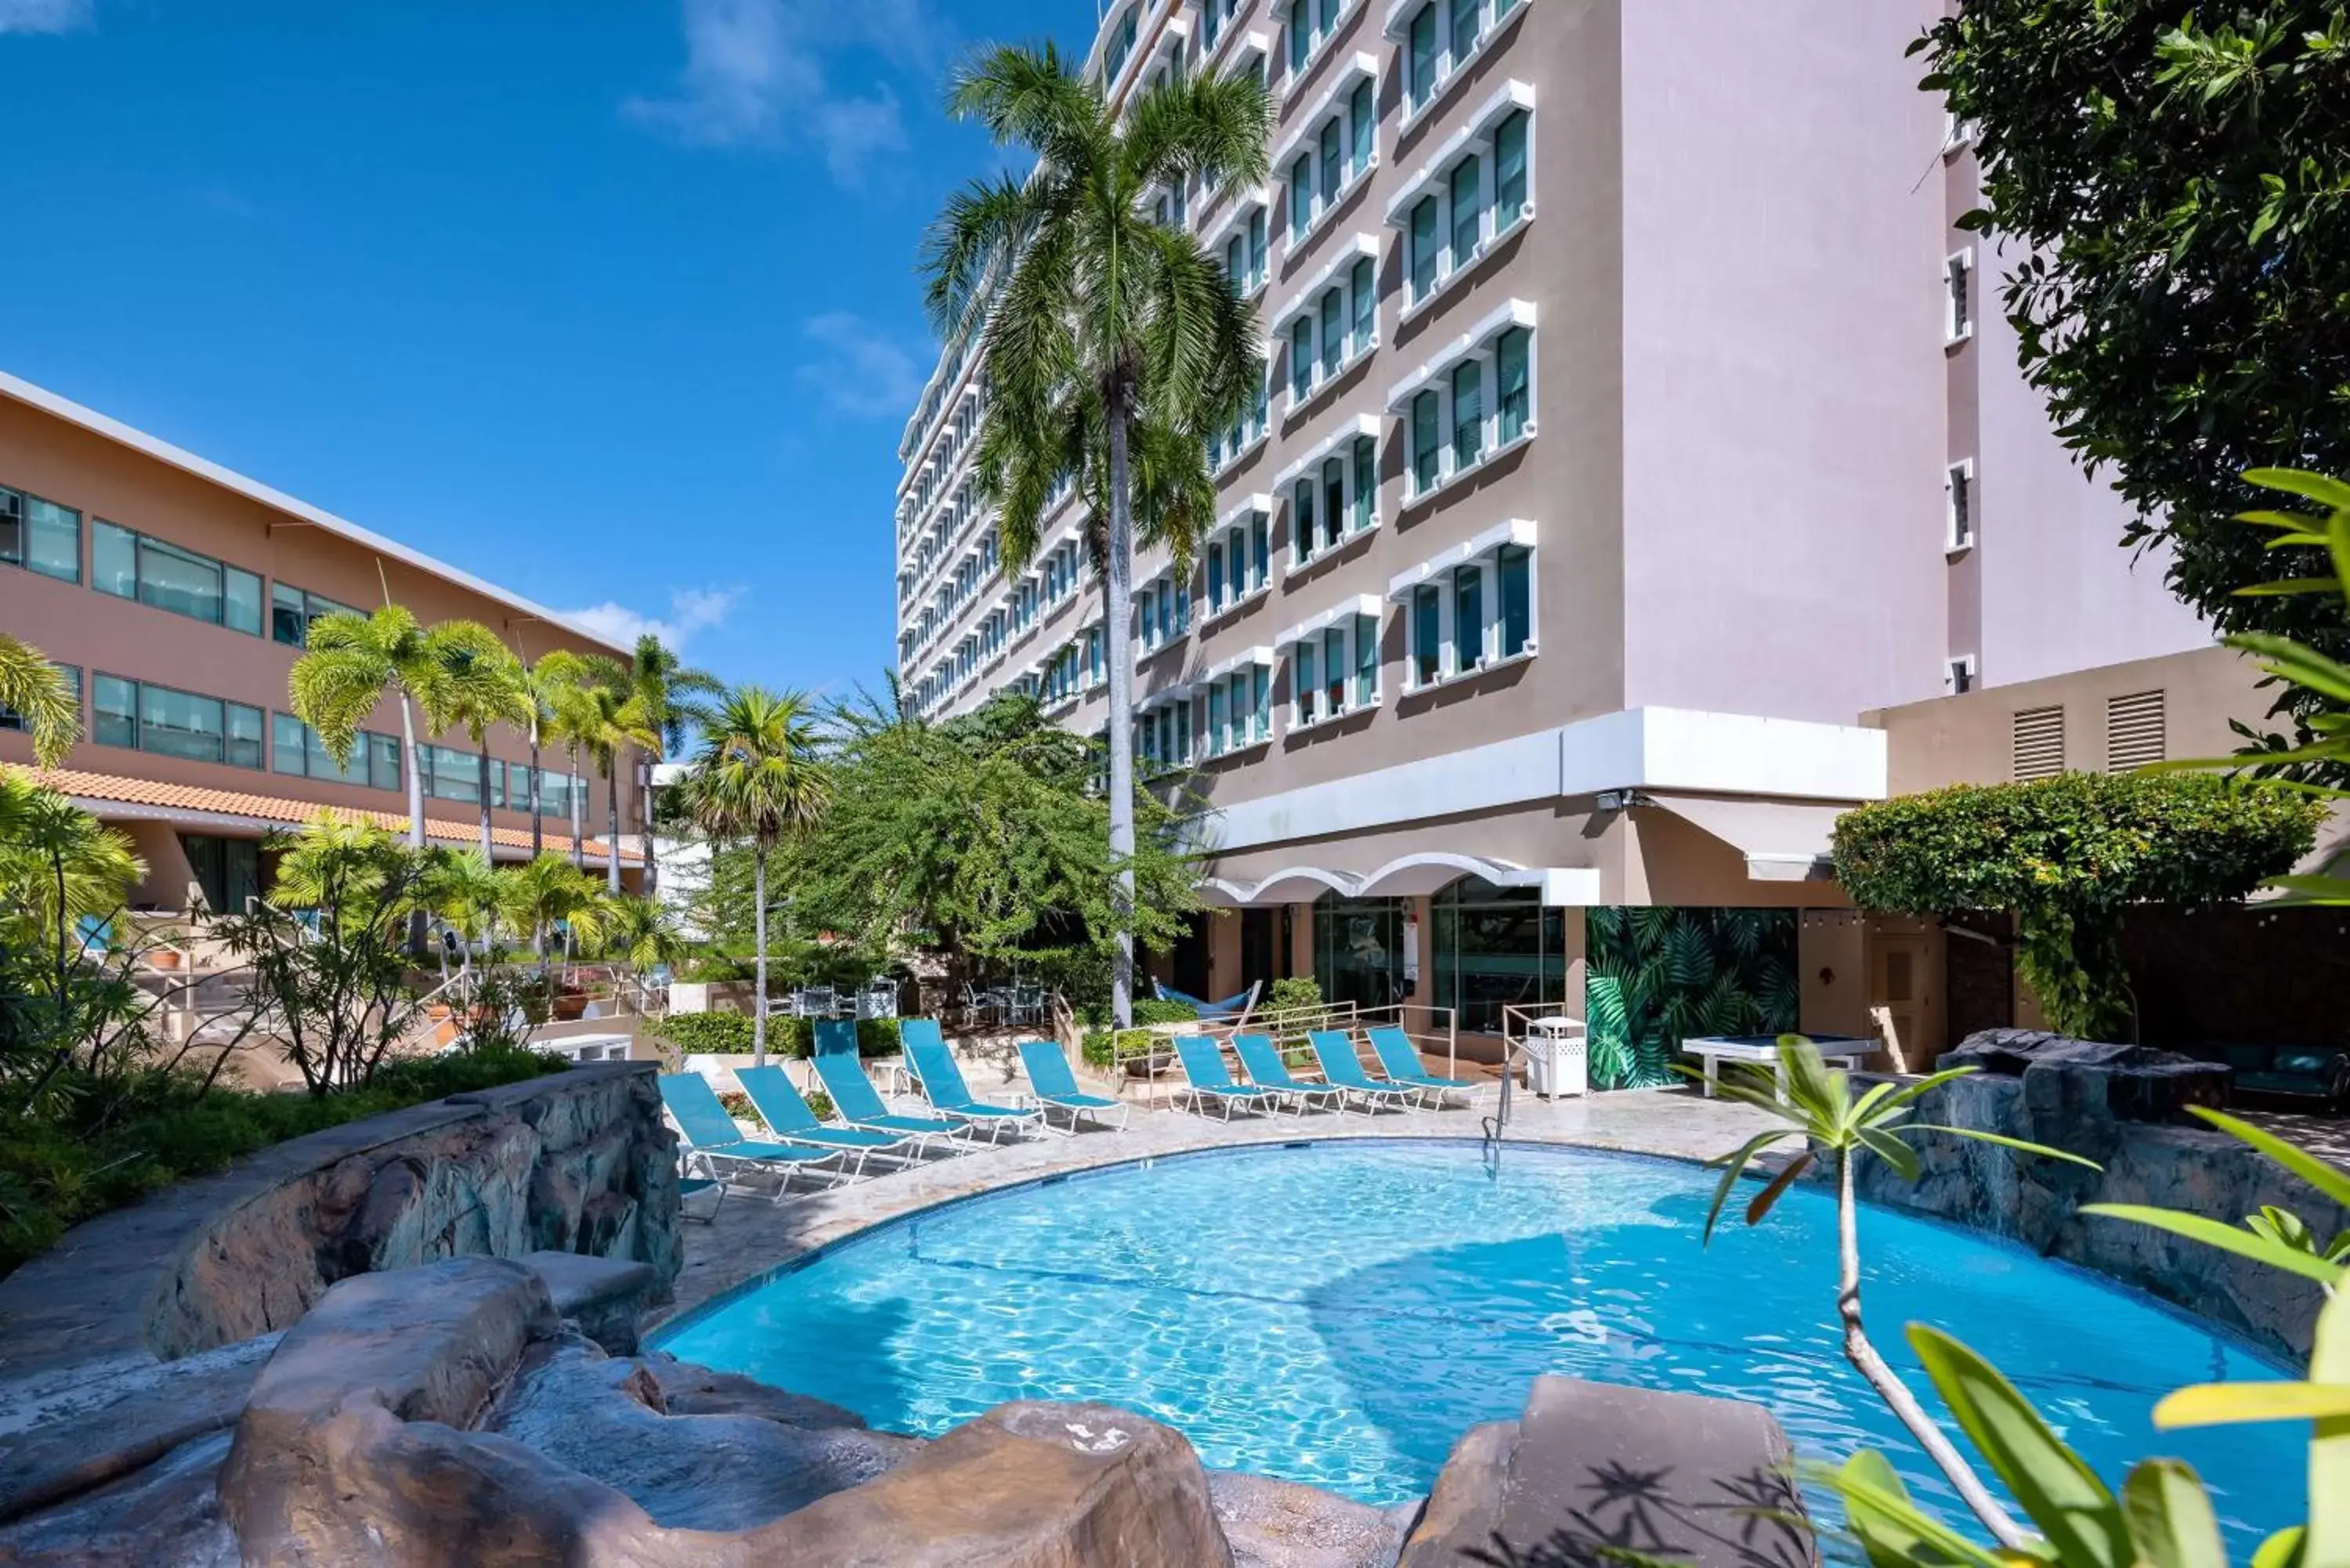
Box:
[1649,795,1850,882]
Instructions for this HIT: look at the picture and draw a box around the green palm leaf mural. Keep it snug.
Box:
[1584,907,1799,1089]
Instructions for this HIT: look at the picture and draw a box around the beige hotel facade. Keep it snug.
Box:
[893,0,2293,1064]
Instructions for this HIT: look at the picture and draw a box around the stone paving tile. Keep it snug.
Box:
[651,1086,1777,1328]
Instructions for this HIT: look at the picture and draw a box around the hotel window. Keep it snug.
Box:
[0,663,80,737]
[1431,877,1567,1034]
[1397,0,1522,117]
[90,674,262,768]
[1394,524,1536,689]
[0,486,81,583]
[1944,655,1977,696]
[270,582,363,647]
[1204,664,1271,757]
[1945,458,1976,551]
[271,714,401,790]
[1282,0,1354,89]
[1278,56,1377,244]
[1289,433,1380,565]
[1288,609,1380,727]
[1943,249,1975,344]
[1204,505,1271,616]
[1103,4,1138,84]
[1220,204,1270,296]
[92,522,263,635]
[1138,573,1192,652]
[1394,98,1532,313]
[1212,366,1272,470]
[1277,241,1381,410]
[1393,308,1536,501]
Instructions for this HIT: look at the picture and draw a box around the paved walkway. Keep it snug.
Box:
[651,1086,1778,1329]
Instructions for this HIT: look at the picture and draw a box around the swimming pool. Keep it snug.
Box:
[653,1140,2300,1552]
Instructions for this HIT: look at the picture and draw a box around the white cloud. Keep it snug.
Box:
[0,0,92,34]
[797,311,925,419]
[624,0,948,182]
[560,587,742,651]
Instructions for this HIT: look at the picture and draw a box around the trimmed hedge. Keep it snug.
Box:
[649,1011,901,1060]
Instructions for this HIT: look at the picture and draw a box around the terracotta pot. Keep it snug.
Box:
[152,950,182,970]
[552,993,589,1021]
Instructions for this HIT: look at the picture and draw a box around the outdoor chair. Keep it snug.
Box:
[793,986,837,1020]
[1015,1040,1130,1133]
[812,1021,962,1151]
[656,1072,839,1198]
[1366,1025,1480,1109]
[735,1065,912,1179]
[1306,1031,1420,1114]
[901,1019,1041,1141]
[1170,1034,1281,1120]
[1229,1031,1347,1115]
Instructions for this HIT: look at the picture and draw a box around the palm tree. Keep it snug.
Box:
[544,674,603,874]
[923,45,1268,1028]
[0,774,145,998]
[620,634,722,898]
[0,633,80,768]
[514,649,594,863]
[429,849,506,963]
[596,891,690,974]
[579,661,662,896]
[683,685,829,1065]
[497,854,609,979]
[432,629,531,869]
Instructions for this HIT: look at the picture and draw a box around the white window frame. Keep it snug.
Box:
[1202,495,1276,623]
[1386,0,1530,131]
[1279,0,1365,99]
[1278,593,1384,728]
[1282,92,1382,254]
[1271,51,1379,179]
[1386,82,1535,322]
[1271,413,1384,573]
[1198,647,1275,758]
[1945,654,1978,695]
[1387,298,1537,506]
[1387,518,1538,691]
[1271,233,1383,413]
[1943,247,1975,345]
[1945,457,1976,554]
[1137,685,1197,768]
[1206,189,1273,298]
[1211,357,1274,475]
[1135,561,1195,656]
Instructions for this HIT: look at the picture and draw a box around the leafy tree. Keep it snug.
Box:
[430,849,506,957]
[782,691,1200,1004]
[595,891,692,973]
[682,686,829,1065]
[215,818,452,1097]
[497,854,609,971]
[923,42,1268,1027]
[0,633,80,768]
[1832,772,2321,1039]
[1915,5,2350,732]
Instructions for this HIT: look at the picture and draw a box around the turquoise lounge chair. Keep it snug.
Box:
[1366,1025,1481,1108]
[1229,1032,1345,1115]
[735,1065,909,1179]
[1307,1031,1419,1113]
[1171,1034,1281,1119]
[1017,1039,1130,1133]
[657,1072,838,1198]
[812,1021,963,1151]
[900,1019,1042,1141]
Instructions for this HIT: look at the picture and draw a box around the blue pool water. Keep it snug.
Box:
[653,1141,2300,1550]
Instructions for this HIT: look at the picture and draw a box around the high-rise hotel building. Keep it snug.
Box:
[891,0,2280,1060]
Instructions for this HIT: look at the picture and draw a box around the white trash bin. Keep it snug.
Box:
[1524,1016,1589,1099]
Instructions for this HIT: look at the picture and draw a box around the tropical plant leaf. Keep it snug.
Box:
[1701,1129,1795,1242]
[2081,1204,2348,1288]
[1744,1151,1814,1228]
[1805,1451,2009,1568]
[1907,1326,2130,1568]
[2120,1459,2225,1568]
[2154,1382,2350,1428]
[2251,1526,2306,1568]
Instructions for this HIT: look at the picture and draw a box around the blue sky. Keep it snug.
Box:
[0,0,1094,692]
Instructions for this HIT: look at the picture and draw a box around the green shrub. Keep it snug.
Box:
[1834,771,2322,1038]
[1080,1028,1157,1068]
[648,1010,755,1057]
[1267,977,1322,1014]
[1131,998,1197,1026]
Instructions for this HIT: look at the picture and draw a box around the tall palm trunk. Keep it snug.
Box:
[528,732,544,862]
[476,742,495,869]
[398,692,428,953]
[751,843,769,1068]
[569,742,586,872]
[605,763,623,894]
[643,768,660,901]
[1104,406,1137,1030]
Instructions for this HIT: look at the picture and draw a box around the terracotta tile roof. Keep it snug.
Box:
[4,764,643,865]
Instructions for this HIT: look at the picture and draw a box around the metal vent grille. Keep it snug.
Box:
[2012,705,2066,781]
[2106,689,2166,772]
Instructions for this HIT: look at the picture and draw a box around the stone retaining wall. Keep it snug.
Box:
[1850,1071,2343,1360]
[0,1061,679,1523]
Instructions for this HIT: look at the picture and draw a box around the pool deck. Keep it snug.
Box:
[651,1086,1779,1330]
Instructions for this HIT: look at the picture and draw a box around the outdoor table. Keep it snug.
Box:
[1683,1035,1873,1101]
